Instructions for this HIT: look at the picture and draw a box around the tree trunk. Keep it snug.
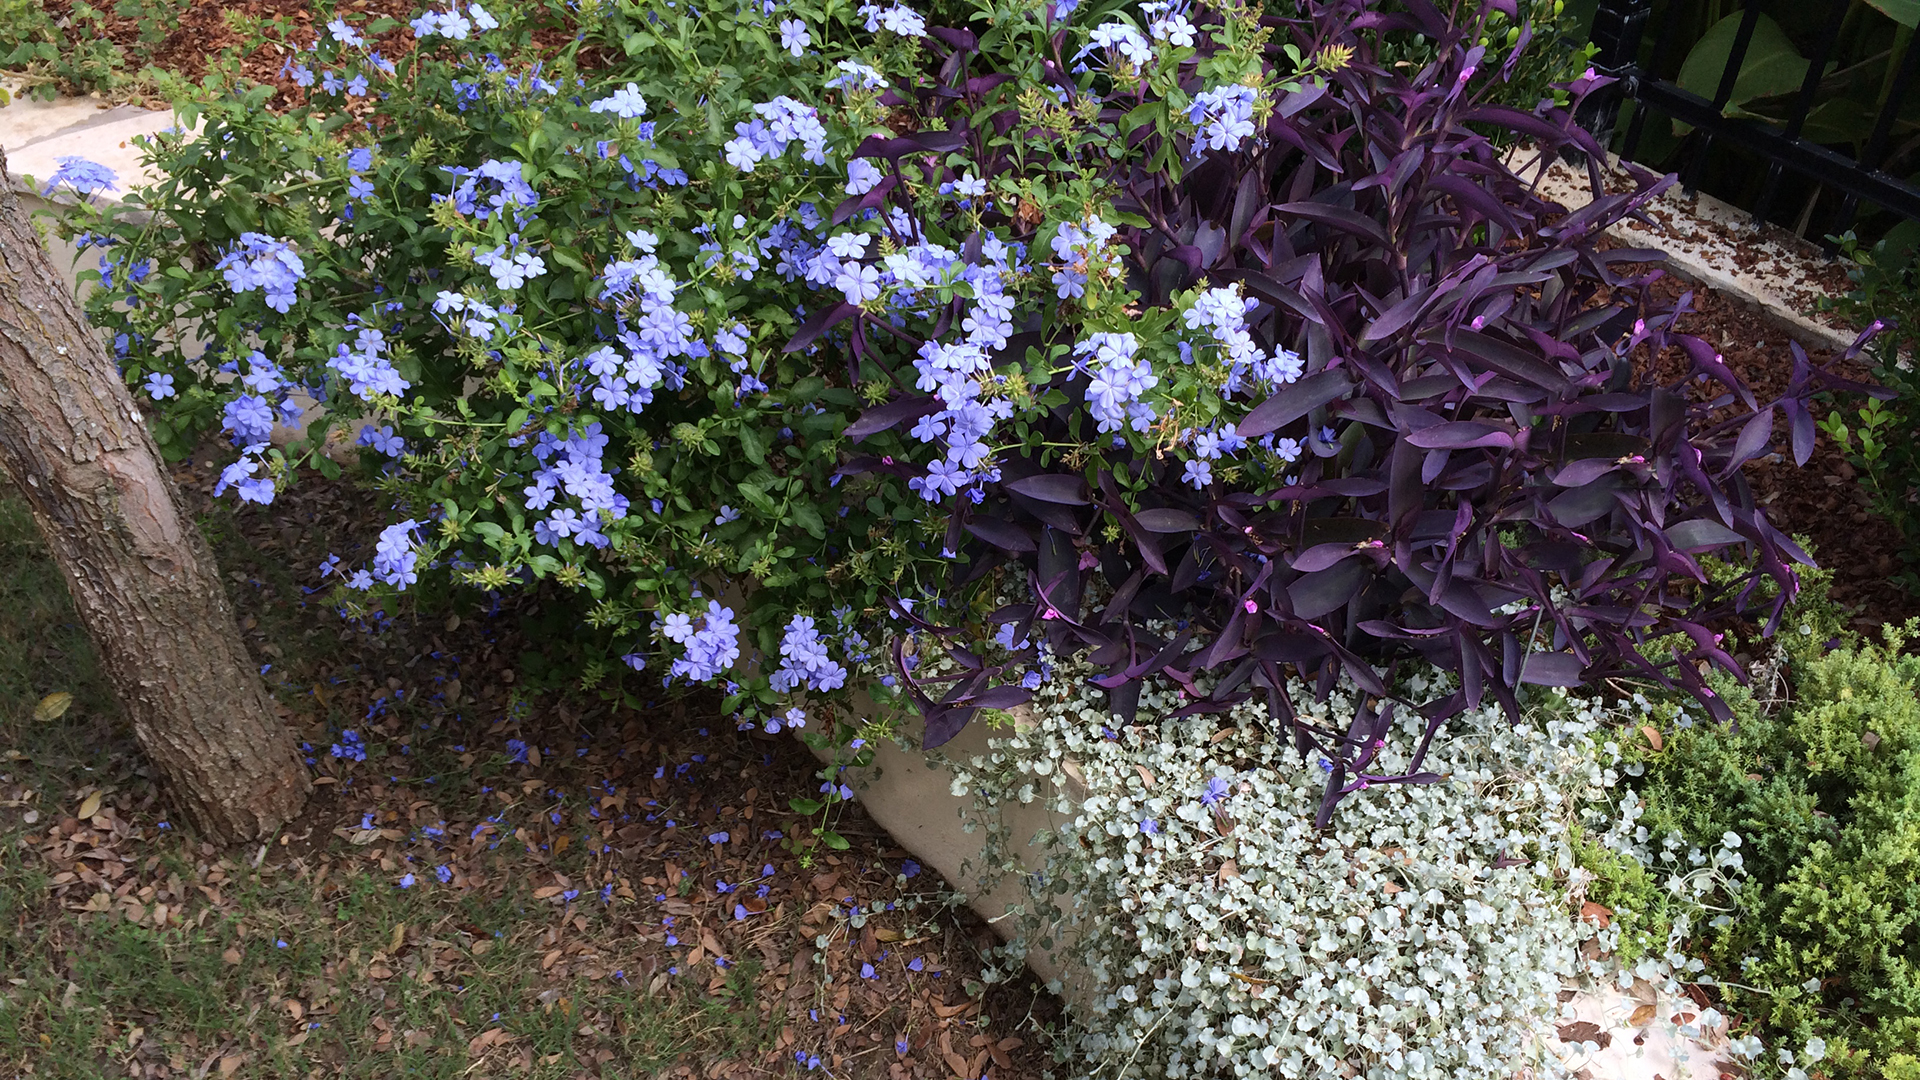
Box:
[0,148,308,843]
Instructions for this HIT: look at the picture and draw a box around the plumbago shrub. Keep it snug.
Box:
[943,652,1619,1078]
[52,0,1854,811]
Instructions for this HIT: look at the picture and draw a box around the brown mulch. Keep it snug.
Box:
[34,0,613,108]
[1610,259,1920,632]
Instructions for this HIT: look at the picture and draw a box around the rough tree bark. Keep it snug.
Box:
[0,148,308,843]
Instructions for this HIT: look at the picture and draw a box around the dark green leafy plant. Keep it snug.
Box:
[1603,617,1920,1079]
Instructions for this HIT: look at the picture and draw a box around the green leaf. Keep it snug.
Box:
[1676,14,1809,119]
[789,796,823,814]
[791,504,826,539]
[739,423,766,464]
[1865,0,1919,28]
[818,829,851,850]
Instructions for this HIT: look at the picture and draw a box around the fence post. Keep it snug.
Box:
[1574,0,1653,152]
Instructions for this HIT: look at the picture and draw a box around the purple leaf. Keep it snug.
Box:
[1237,369,1353,439]
[1403,421,1514,450]
[846,396,942,442]
[1006,474,1090,505]
[782,302,857,354]
[963,516,1037,553]
[1134,508,1202,533]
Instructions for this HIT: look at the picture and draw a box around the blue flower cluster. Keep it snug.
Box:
[410,0,497,39]
[524,424,628,549]
[661,602,743,683]
[372,520,421,589]
[1187,84,1260,153]
[41,155,118,198]
[441,159,540,222]
[216,233,306,313]
[770,615,848,693]
[722,97,829,172]
[326,324,411,401]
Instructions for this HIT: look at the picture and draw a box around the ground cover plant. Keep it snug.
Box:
[946,653,1618,1079]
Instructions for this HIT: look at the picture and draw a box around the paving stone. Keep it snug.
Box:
[1,84,183,199]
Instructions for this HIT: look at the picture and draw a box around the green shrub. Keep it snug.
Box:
[0,0,186,99]
[1598,623,1920,1079]
[1822,227,1920,596]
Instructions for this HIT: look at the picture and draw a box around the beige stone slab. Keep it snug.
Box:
[2,100,181,198]
[1508,146,1864,357]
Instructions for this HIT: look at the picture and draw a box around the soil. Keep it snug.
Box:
[1609,257,1920,633]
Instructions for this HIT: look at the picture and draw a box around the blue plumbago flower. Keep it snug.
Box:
[398,872,416,888]
[222,394,277,446]
[436,865,453,883]
[143,372,175,399]
[826,59,887,90]
[42,156,118,197]
[779,18,810,56]
[659,601,741,682]
[282,57,315,86]
[1050,216,1118,299]
[411,6,472,38]
[321,70,345,95]
[713,504,741,525]
[1199,774,1232,807]
[900,859,920,878]
[327,323,410,401]
[357,424,407,457]
[506,739,529,763]
[440,159,539,221]
[722,97,829,173]
[770,615,848,692]
[1181,458,1213,489]
[329,729,367,762]
[344,73,370,97]
[856,1,926,36]
[1187,84,1259,153]
[1140,818,1160,835]
[214,445,276,505]
[472,243,547,290]
[1078,21,1154,69]
[372,519,421,589]
[896,1037,909,1054]
[1142,0,1195,45]
[347,175,375,202]
[1185,284,1302,391]
[327,17,365,45]
[589,82,648,118]
[1077,332,1158,434]
[215,233,305,313]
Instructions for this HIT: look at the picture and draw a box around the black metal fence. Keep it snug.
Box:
[1577,0,1920,239]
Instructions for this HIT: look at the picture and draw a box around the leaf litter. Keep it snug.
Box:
[0,453,1058,1078]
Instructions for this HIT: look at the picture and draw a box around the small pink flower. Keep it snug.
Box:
[1633,319,1646,335]
[1042,607,1061,621]
[1243,599,1259,614]
[1583,67,1596,80]
[882,455,894,465]
[1471,315,1485,330]
[1457,66,1476,84]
